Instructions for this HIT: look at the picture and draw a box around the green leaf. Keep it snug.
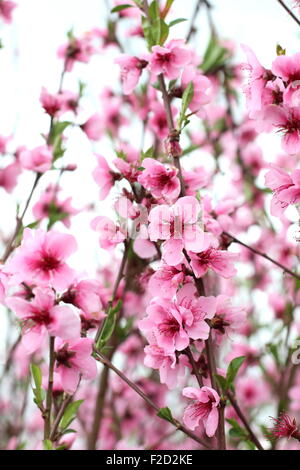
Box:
[96,301,123,350]
[159,19,169,45]
[227,418,246,439]
[111,4,134,13]
[61,428,77,435]
[43,439,54,450]
[157,407,174,424]
[49,121,71,147]
[178,81,194,129]
[47,202,68,229]
[60,400,84,431]
[141,146,154,160]
[200,35,230,74]
[214,374,228,392]
[181,144,198,156]
[31,364,42,390]
[276,44,286,56]
[148,0,160,21]
[169,18,187,27]
[30,363,45,407]
[226,356,245,387]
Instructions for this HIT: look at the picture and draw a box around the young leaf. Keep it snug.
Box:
[227,418,246,439]
[276,44,286,56]
[148,0,160,21]
[96,301,122,350]
[43,439,54,450]
[30,364,42,390]
[178,82,194,129]
[214,374,228,392]
[159,19,169,45]
[141,146,154,160]
[111,4,134,13]
[30,363,45,407]
[60,400,84,431]
[226,356,245,386]
[157,407,174,424]
[169,18,187,27]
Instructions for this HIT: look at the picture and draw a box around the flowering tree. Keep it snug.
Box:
[1,0,300,451]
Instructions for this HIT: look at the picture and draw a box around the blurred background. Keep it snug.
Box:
[0,0,300,384]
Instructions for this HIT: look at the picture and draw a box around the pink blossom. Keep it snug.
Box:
[264,105,300,155]
[19,146,52,173]
[189,245,238,279]
[272,52,300,82]
[0,161,21,193]
[91,216,126,250]
[139,289,216,352]
[150,39,191,80]
[40,88,79,117]
[181,66,212,116]
[242,44,271,118]
[61,279,105,330]
[33,185,79,228]
[133,239,157,259]
[148,196,208,266]
[182,386,220,436]
[93,155,118,200]
[115,55,148,95]
[81,114,104,141]
[265,164,300,216]
[0,134,11,154]
[6,287,80,354]
[0,268,7,303]
[148,101,177,140]
[268,413,299,440]
[289,385,300,411]
[55,338,97,393]
[144,336,187,389]
[236,376,269,408]
[148,263,186,298]
[182,167,209,196]
[210,295,245,339]
[138,158,180,201]
[57,35,95,72]
[6,229,77,290]
[0,0,16,23]
[40,87,64,117]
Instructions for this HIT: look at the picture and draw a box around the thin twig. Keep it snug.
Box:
[44,336,55,440]
[49,394,73,442]
[227,390,264,450]
[224,232,300,280]
[94,349,213,450]
[276,0,300,26]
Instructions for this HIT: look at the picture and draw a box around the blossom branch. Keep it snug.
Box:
[44,336,55,440]
[94,349,213,450]
[227,390,264,450]
[276,0,300,27]
[224,232,300,280]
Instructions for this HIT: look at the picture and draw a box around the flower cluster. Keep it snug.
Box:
[1,0,300,453]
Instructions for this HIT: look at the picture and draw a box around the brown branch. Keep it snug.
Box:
[276,0,300,27]
[88,242,129,449]
[49,394,73,442]
[224,232,300,280]
[185,347,203,387]
[94,349,213,450]
[227,390,264,450]
[1,173,41,263]
[44,336,55,440]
